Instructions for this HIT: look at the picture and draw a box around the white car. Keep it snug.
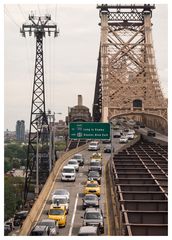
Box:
[88,141,100,151]
[119,136,128,143]
[128,129,135,134]
[51,189,70,203]
[67,159,79,171]
[126,133,135,140]
[51,195,69,213]
[72,154,85,166]
[61,165,76,181]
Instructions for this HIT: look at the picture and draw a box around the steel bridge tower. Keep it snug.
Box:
[20,14,59,203]
[93,4,167,133]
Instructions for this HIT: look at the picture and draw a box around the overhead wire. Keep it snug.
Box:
[37,4,41,16]
[52,4,58,113]
[4,5,20,28]
[49,35,52,112]
[55,4,57,22]
[17,4,27,21]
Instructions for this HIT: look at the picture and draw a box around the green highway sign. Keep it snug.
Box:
[69,122,110,140]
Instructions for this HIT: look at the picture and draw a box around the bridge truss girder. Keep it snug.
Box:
[95,4,167,123]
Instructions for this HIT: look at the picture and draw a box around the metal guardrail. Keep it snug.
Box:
[19,143,88,236]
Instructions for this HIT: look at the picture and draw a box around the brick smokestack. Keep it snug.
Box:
[78,95,83,106]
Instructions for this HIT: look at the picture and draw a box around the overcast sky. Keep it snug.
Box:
[4,3,168,131]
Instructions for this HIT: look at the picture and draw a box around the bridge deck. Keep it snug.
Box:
[112,139,168,236]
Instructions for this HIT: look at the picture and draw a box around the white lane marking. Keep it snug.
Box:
[68,193,79,236]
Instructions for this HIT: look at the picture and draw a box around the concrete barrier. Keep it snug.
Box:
[19,144,88,236]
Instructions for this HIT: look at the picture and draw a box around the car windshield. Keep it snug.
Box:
[85,195,97,201]
[14,213,27,219]
[90,162,100,166]
[88,172,99,177]
[68,161,77,165]
[90,143,97,146]
[87,183,98,188]
[53,198,67,204]
[85,212,101,219]
[49,209,64,215]
[63,168,74,173]
[31,231,45,236]
[73,155,82,159]
[38,222,55,227]
[53,189,68,195]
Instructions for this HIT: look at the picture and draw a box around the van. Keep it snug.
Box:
[61,165,76,182]
[88,141,100,151]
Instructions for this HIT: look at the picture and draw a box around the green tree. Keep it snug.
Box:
[4,177,17,220]
[4,158,13,172]
[4,143,27,173]
[4,176,24,220]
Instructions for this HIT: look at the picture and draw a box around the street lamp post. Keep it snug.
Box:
[35,122,40,197]
[48,111,62,172]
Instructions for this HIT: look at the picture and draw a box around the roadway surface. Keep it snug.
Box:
[36,149,109,235]
[137,127,168,142]
[31,138,123,236]
[9,121,168,236]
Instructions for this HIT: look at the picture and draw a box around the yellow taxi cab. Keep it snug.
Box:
[83,180,101,196]
[90,152,102,161]
[48,204,67,227]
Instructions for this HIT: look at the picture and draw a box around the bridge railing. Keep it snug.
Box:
[19,143,88,236]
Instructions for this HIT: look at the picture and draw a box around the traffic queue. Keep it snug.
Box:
[30,145,106,236]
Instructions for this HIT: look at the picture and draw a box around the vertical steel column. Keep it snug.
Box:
[24,31,48,202]
[21,15,59,203]
[100,9,109,122]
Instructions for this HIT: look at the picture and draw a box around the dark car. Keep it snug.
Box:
[13,211,28,226]
[30,225,51,236]
[35,219,59,235]
[133,125,139,129]
[102,139,111,144]
[89,160,102,175]
[88,171,101,184]
[140,123,145,128]
[147,130,156,137]
[82,194,99,210]
[104,144,112,153]
[4,222,14,235]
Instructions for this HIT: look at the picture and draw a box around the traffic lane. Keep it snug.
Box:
[71,150,109,236]
[137,127,168,142]
[37,148,109,236]
[60,154,91,236]
[39,157,88,236]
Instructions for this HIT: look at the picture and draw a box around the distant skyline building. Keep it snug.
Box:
[16,120,25,141]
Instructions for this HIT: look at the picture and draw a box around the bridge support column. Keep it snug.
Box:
[102,106,109,122]
[100,8,109,122]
